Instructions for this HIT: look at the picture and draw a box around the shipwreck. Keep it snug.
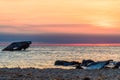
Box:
[2,41,32,51]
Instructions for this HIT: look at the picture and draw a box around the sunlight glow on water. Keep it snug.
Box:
[0,46,120,68]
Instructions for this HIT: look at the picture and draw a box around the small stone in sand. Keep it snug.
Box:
[83,77,91,80]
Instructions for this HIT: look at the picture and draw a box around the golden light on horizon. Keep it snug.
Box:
[92,18,115,28]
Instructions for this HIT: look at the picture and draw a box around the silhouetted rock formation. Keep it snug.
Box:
[80,59,94,66]
[2,41,32,51]
[54,60,80,66]
[114,62,120,69]
[81,60,112,70]
[76,59,114,69]
[55,59,120,69]
[76,59,94,69]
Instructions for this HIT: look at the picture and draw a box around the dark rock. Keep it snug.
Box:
[2,41,32,51]
[104,60,116,69]
[71,61,80,65]
[76,59,113,69]
[54,59,117,70]
[83,77,91,80]
[114,62,120,69]
[54,60,80,66]
[75,59,94,69]
[75,64,83,69]
[81,59,94,66]
[82,60,113,70]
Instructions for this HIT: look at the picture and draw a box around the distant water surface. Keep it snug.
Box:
[0,46,120,68]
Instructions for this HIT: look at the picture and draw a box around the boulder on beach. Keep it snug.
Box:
[55,59,120,70]
[80,59,95,66]
[76,59,94,69]
[2,41,32,51]
[82,60,111,70]
[114,62,120,69]
[54,60,80,66]
[76,59,114,69]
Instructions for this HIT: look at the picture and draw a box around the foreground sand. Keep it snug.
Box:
[0,68,119,80]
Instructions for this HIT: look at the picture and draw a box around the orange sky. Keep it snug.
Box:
[0,0,120,34]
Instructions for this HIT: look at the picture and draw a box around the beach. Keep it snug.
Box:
[0,46,120,68]
[0,46,120,79]
[1,0,120,79]
[0,68,119,80]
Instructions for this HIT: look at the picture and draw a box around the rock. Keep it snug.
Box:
[105,60,116,68]
[83,77,91,80]
[81,60,113,70]
[76,59,114,69]
[54,59,119,70]
[75,64,83,69]
[54,60,80,66]
[81,59,95,66]
[114,62,120,69]
[76,59,94,69]
[2,41,32,51]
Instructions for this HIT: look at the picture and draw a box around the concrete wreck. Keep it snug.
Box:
[2,41,32,51]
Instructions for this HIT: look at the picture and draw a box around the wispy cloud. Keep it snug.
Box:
[25,24,90,27]
[0,25,16,28]
[0,25,30,34]
[0,23,120,35]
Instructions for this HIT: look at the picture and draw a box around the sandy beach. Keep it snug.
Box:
[0,68,119,80]
[0,46,120,80]
[1,0,120,79]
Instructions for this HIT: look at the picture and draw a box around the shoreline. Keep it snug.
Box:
[0,67,119,80]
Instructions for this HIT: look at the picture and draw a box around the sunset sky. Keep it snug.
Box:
[0,0,120,44]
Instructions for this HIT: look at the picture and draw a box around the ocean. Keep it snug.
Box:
[0,46,120,69]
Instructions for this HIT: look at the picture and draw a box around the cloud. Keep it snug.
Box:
[0,25,16,28]
[0,24,120,35]
[0,25,18,32]
[25,24,90,27]
[0,33,120,44]
[0,25,31,34]
[0,24,91,34]
[0,24,88,34]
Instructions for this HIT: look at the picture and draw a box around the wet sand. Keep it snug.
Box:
[0,68,120,80]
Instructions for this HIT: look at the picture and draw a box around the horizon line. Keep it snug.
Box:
[1,42,120,46]
[31,43,120,46]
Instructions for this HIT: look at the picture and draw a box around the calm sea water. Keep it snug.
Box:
[0,46,120,68]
